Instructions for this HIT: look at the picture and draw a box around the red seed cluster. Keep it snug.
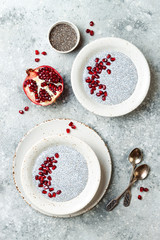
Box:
[86,21,95,36]
[85,54,115,101]
[66,122,76,133]
[35,155,62,198]
[19,106,30,115]
[34,50,47,62]
[138,187,149,200]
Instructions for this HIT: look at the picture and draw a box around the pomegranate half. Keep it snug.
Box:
[23,65,64,106]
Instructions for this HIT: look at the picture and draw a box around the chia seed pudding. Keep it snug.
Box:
[49,23,78,52]
[32,145,88,202]
[83,51,138,105]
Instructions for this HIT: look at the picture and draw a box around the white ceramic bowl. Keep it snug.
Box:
[71,37,150,117]
[20,134,101,216]
[48,20,80,54]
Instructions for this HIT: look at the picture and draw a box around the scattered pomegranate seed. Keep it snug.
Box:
[66,128,70,133]
[144,188,149,192]
[55,153,59,158]
[90,30,94,36]
[47,176,52,181]
[52,160,57,163]
[52,192,56,197]
[86,29,90,33]
[48,193,52,198]
[90,21,94,26]
[107,54,111,59]
[69,122,73,126]
[42,190,47,194]
[52,165,57,170]
[35,175,39,180]
[24,106,29,111]
[107,69,111,74]
[138,195,142,200]
[140,187,144,192]
[38,183,43,188]
[49,188,54,192]
[57,190,62,195]
[35,50,39,55]
[19,110,24,114]
[71,125,76,129]
[111,57,116,61]
[41,51,47,55]
[106,62,111,66]
[35,58,40,62]
[95,58,99,62]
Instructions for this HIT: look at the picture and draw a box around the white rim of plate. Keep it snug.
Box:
[21,134,101,216]
[13,119,112,217]
[71,37,150,117]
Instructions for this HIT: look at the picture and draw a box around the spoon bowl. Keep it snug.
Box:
[134,164,150,180]
[129,148,142,166]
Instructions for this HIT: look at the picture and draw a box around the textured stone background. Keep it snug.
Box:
[0,0,160,239]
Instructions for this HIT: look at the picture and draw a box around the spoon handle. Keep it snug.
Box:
[123,167,135,207]
[106,179,137,211]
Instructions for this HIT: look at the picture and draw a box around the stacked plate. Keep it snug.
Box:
[13,119,112,217]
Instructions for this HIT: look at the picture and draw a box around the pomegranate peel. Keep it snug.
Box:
[23,65,64,106]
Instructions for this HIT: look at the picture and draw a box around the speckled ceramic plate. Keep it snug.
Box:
[21,135,101,216]
[13,119,112,217]
[71,37,150,117]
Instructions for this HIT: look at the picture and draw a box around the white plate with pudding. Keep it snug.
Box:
[13,119,112,217]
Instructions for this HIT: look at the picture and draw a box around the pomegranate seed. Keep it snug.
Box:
[103,85,106,90]
[55,153,59,158]
[41,51,47,55]
[71,125,76,129]
[107,54,111,59]
[99,84,103,89]
[52,160,57,163]
[106,61,111,66]
[24,106,29,111]
[111,57,116,61]
[48,193,52,198]
[87,66,92,71]
[69,122,74,126]
[35,50,39,55]
[39,167,43,170]
[95,58,99,62]
[52,192,56,197]
[47,176,52,181]
[35,58,40,62]
[42,190,47,194]
[43,186,48,190]
[46,157,50,161]
[104,91,107,96]
[52,165,57,170]
[102,58,106,62]
[86,29,90,33]
[19,110,24,114]
[107,69,111,74]
[90,21,94,26]
[144,188,149,192]
[66,128,70,133]
[90,89,94,94]
[90,30,94,36]
[47,181,51,186]
[96,93,101,97]
[57,190,62,195]
[138,195,142,200]
[35,175,39,180]
[140,187,144,192]
[39,172,43,175]
[38,183,43,188]
[102,96,106,101]
[49,188,54,192]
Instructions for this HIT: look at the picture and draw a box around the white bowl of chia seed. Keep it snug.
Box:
[49,20,80,54]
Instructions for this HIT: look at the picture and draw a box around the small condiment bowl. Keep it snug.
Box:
[48,20,80,54]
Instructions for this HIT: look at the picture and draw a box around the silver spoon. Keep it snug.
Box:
[123,148,143,207]
[106,164,150,211]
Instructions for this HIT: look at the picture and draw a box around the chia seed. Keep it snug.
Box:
[83,51,138,105]
[32,145,88,202]
[49,23,77,52]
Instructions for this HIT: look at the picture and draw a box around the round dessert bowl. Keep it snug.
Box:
[20,134,101,216]
[48,20,80,54]
[71,37,150,117]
